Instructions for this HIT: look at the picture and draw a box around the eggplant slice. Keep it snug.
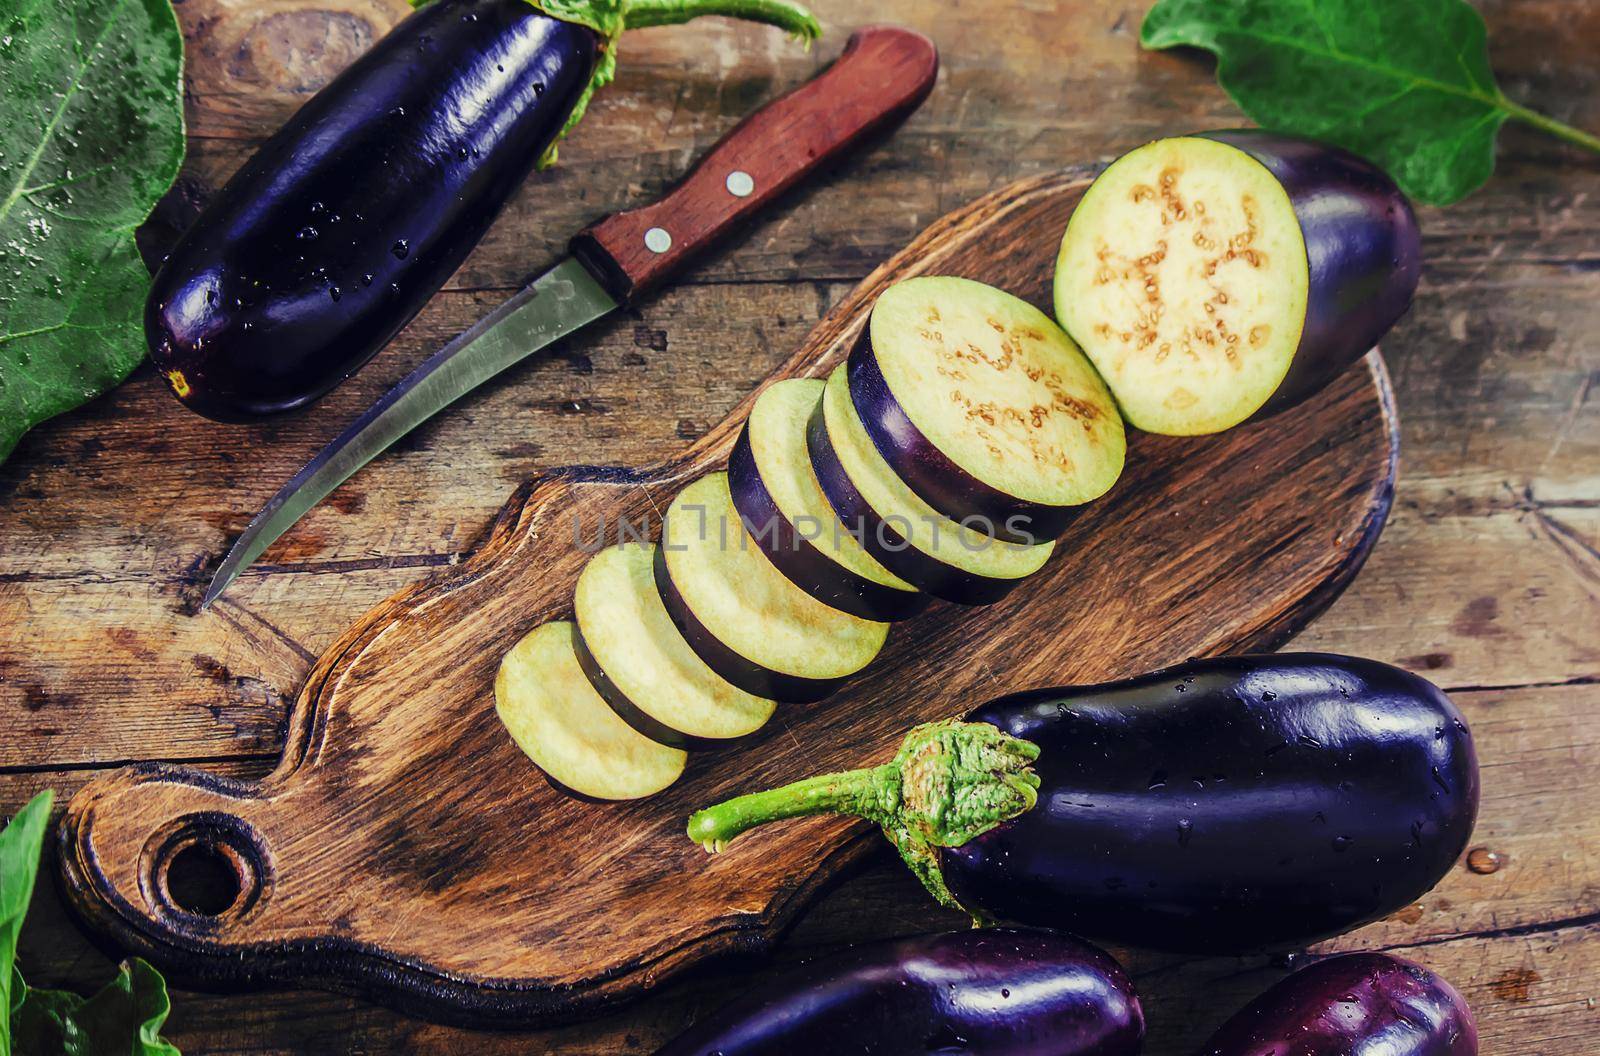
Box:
[809,364,1053,604]
[494,622,686,800]
[1055,132,1419,435]
[853,277,1125,542]
[658,473,889,702]
[730,379,926,622]
[575,543,776,748]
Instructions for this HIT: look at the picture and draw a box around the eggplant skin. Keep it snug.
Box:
[147,0,597,421]
[1202,130,1423,420]
[1200,953,1477,1056]
[943,654,1479,953]
[653,929,1143,1056]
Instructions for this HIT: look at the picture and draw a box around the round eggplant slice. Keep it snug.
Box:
[494,622,686,801]
[808,364,1054,605]
[852,277,1125,544]
[658,473,889,703]
[729,379,927,622]
[574,543,776,750]
[1055,131,1421,435]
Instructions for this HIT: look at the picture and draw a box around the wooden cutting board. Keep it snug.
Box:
[59,166,1398,1028]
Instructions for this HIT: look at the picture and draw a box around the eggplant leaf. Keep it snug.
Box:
[0,794,182,1056]
[1141,0,1600,205]
[0,792,52,1056]
[0,0,185,464]
[12,959,181,1056]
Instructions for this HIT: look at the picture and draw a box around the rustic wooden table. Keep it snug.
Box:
[3,0,1596,1052]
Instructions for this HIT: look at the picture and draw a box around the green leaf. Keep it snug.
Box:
[0,793,52,1056]
[1141,0,1600,205]
[0,0,186,464]
[13,959,181,1056]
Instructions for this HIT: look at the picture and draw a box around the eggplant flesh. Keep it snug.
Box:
[1199,952,1477,1056]
[943,653,1479,952]
[147,0,597,421]
[809,364,1054,604]
[658,473,888,702]
[729,379,926,622]
[1054,131,1420,435]
[494,622,686,801]
[574,543,774,749]
[653,929,1144,1056]
[851,276,1125,543]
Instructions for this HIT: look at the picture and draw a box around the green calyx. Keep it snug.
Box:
[413,0,822,167]
[687,721,1041,921]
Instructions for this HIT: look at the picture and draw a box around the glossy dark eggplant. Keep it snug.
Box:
[147,0,820,421]
[1199,953,1477,1056]
[654,929,1144,1056]
[946,653,1478,951]
[689,654,1478,953]
[147,0,598,421]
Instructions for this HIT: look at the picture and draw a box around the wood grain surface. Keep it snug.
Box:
[3,0,1597,1051]
[58,164,1395,1026]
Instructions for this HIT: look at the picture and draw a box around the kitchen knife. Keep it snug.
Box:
[201,25,938,610]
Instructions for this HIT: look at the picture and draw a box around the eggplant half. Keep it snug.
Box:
[729,379,927,622]
[809,364,1055,605]
[575,543,775,750]
[495,622,686,800]
[848,277,1125,543]
[147,0,819,420]
[1055,131,1421,435]
[688,653,1479,952]
[655,929,1144,1056]
[1200,953,1477,1056]
[657,473,889,703]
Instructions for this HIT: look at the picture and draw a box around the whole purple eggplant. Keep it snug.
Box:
[147,0,819,421]
[1200,953,1477,1056]
[689,654,1479,953]
[654,929,1144,1056]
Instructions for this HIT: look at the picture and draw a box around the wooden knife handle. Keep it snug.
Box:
[570,25,938,302]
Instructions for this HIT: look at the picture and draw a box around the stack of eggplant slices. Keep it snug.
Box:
[495,130,1421,800]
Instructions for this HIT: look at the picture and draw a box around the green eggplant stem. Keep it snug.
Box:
[625,0,821,40]
[686,720,1042,920]
[500,0,823,166]
[688,765,898,851]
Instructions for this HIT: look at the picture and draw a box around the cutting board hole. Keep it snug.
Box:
[145,812,270,925]
[165,842,241,916]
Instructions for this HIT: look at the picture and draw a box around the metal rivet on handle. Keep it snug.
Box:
[644,227,672,254]
[725,170,755,198]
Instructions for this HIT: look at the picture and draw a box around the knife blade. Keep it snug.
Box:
[202,25,938,608]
